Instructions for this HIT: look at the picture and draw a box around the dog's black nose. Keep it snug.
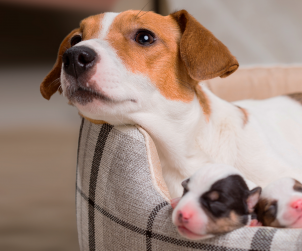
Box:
[62,46,97,78]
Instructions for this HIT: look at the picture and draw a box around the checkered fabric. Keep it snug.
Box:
[76,119,302,251]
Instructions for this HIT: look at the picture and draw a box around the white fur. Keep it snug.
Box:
[61,13,302,199]
[172,191,211,239]
[99,12,120,39]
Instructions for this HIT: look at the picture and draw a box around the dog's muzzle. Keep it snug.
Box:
[62,46,97,78]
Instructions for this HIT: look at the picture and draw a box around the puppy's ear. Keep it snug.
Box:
[294,179,302,193]
[181,178,190,190]
[247,187,262,213]
[40,28,81,100]
[171,10,239,81]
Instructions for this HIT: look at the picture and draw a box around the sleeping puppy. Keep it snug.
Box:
[171,164,261,240]
[256,177,302,228]
[40,9,302,199]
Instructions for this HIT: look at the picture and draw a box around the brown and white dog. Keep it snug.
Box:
[40,10,302,198]
[256,177,302,228]
[171,164,261,239]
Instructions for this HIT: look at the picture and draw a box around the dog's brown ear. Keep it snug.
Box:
[171,10,239,81]
[40,28,81,100]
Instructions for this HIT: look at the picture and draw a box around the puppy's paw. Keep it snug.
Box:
[249,219,262,227]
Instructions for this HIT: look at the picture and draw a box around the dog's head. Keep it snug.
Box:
[40,10,238,124]
[172,164,261,240]
[255,177,302,228]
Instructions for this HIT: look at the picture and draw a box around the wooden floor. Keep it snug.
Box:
[0,128,80,251]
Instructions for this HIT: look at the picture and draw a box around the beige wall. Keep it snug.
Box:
[113,0,154,12]
[160,0,302,65]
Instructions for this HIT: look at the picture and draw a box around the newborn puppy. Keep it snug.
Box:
[256,177,302,228]
[172,164,261,240]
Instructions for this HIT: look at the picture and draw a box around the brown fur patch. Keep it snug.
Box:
[236,105,249,126]
[40,28,81,100]
[206,211,244,235]
[208,191,219,201]
[80,14,103,40]
[106,10,195,103]
[293,179,302,193]
[195,85,211,120]
[256,198,283,227]
[288,93,302,105]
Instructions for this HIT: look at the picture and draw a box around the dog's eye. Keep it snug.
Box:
[135,30,155,45]
[70,35,82,47]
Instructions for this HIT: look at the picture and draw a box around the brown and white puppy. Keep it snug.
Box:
[40,10,302,199]
[255,177,302,228]
[172,164,261,240]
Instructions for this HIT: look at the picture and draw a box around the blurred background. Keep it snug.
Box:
[0,0,301,250]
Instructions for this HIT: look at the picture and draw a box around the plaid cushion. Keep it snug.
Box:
[76,119,302,251]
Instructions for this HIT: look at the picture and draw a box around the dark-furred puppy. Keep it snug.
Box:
[172,164,261,240]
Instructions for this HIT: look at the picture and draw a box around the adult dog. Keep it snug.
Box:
[40,10,302,198]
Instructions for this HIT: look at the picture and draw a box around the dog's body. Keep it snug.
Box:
[132,85,302,198]
[150,88,302,198]
[40,10,302,198]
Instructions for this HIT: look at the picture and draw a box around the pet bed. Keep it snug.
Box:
[76,66,302,251]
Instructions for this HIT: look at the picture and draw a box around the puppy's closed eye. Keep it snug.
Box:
[265,203,277,218]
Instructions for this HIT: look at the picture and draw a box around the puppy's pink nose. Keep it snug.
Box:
[178,210,192,222]
[291,199,302,211]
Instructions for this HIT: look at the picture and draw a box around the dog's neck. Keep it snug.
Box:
[132,84,245,198]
